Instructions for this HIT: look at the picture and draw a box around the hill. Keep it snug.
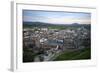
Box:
[23,22,91,30]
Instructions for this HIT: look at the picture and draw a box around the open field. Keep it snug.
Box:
[53,48,91,61]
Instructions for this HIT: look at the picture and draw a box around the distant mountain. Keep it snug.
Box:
[72,23,80,25]
[23,22,90,29]
[23,22,54,28]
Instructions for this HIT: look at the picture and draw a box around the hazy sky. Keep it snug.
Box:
[23,10,91,24]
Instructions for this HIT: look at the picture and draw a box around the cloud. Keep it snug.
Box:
[23,10,91,24]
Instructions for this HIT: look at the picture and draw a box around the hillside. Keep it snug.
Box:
[23,22,91,30]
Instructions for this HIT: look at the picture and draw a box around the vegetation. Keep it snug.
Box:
[23,22,91,30]
[23,48,37,62]
[54,48,91,61]
[23,48,45,62]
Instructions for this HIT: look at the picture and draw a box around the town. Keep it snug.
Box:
[23,24,91,62]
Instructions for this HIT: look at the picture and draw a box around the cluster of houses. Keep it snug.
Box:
[23,26,90,61]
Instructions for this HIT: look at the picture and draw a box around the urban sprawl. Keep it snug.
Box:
[23,25,90,62]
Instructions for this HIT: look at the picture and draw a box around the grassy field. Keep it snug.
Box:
[48,25,80,30]
[48,25,67,30]
[53,48,91,61]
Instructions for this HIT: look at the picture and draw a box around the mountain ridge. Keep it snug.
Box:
[23,21,90,26]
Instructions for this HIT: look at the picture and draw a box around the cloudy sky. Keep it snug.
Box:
[23,10,91,24]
